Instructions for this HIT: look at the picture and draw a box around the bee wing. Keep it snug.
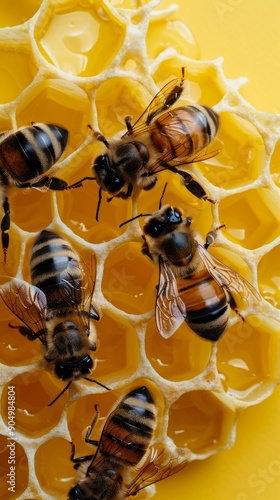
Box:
[122,77,183,136]
[148,131,222,176]
[0,277,47,338]
[174,137,222,165]
[156,258,186,338]
[196,244,262,310]
[62,256,99,333]
[126,446,191,496]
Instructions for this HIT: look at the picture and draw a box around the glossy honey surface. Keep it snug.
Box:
[0,1,280,499]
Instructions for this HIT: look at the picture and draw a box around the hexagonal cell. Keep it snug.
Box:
[0,0,42,27]
[94,311,140,383]
[270,138,280,188]
[15,79,91,151]
[197,112,265,190]
[0,48,37,104]
[219,188,280,249]
[0,318,41,366]
[1,371,68,437]
[35,437,73,497]
[34,0,125,76]
[217,315,280,402]
[7,185,54,235]
[102,242,158,314]
[95,77,152,137]
[258,244,280,307]
[145,318,212,382]
[168,390,236,454]
[146,18,199,61]
[0,434,28,499]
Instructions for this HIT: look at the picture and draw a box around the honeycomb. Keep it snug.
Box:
[0,0,280,499]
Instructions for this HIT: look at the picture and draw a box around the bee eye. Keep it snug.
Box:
[79,355,93,373]
[93,154,109,172]
[144,221,164,238]
[54,356,93,380]
[68,485,87,499]
[93,155,125,193]
[55,363,72,380]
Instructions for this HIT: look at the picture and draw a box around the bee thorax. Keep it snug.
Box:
[162,231,194,266]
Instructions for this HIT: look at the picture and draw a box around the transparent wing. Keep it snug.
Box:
[197,244,262,310]
[122,77,184,137]
[126,446,191,496]
[61,255,99,335]
[0,276,47,339]
[156,258,186,338]
[148,135,222,175]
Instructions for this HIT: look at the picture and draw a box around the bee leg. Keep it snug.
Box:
[84,404,100,446]
[80,305,100,321]
[93,130,110,149]
[142,177,158,191]
[178,171,215,204]
[107,184,133,201]
[162,70,185,109]
[90,304,100,321]
[125,115,133,132]
[20,176,69,191]
[204,225,226,249]
[118,184,133,200]
[235,309,245,322]
[8,323,44,343]
[67,177,96,189]
[70,441,94,468]
[228,294,245,322]
[1,197,10,263]
[148,67,185,123]
[141,235,153,260]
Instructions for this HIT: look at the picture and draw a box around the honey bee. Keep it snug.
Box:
[0,229,108,405]
[0,123,69,262]
[140,205,261,341]
[68,386,190,499]
[70,67,220,220]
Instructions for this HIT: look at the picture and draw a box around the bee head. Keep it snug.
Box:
[93,154,125,194]
[54,354,94,381]
[144,205,183,238]
[68,469,122,499]
[68,484,88,500]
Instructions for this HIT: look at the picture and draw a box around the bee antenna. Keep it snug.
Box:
[119,213,152,228]
[159,182,168,209]
[83,377,111,391]
[48,380,72,407]
[95,187,102,222]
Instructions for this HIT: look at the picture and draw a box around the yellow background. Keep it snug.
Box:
[154,1,280,499]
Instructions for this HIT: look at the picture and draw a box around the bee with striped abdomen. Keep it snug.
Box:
[68,386,190,499]
[0,123,69,262]
[141,205,261,341]
[69,67,220,220]
[0,229,108,405]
